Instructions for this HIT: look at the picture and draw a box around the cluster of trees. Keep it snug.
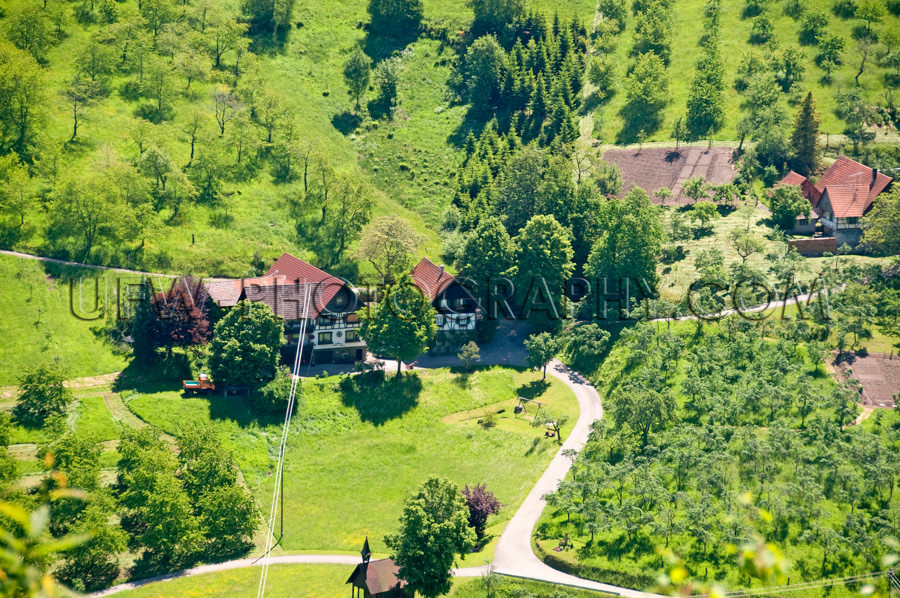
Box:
[540,316,898,588]
[620,0,673,138]
[386,476,502,598]
[681,0,725,144]
[1,365,260,591]
[115,424,258,576]
[0,0,378,271]
[458,14,588,143]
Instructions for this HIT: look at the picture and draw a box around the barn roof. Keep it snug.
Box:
[206,253,351,318]
[814,156,892,205]
[779,170,808,187]
[823,184,873,218]
[345,558,407,595]
[410,258,456,303]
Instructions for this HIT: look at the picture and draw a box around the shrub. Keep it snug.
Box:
[251,367,297,413]
[13,365,72,426]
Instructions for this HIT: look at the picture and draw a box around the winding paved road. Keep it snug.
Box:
[92,358,663,597]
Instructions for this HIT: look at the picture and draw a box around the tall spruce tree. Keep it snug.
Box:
[789,91,821,176]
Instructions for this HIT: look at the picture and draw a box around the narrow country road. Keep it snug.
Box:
[90,358,663,597]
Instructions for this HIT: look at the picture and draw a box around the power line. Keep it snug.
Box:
[256,285,310,598]
[712,569,890,598]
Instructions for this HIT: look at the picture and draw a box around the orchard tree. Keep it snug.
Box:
[13,366,72,426]
[343,46,371,110]
[358,277,437,373]
[612,376,676,446]
[6,4,54,62]
[47,173,136,261]
[209,300,284,389]
[524,332,559,380]
[730,229,765,263]
[0,40,46,156]
[683,176,709,203]
[385,476,476,598]
[856,0,885,35]
[690,201,720,232]
[65,75,100,140]
[358,216,423,283]
[861,187,900,255]
[323,176,373,264]
[0,154,36,227]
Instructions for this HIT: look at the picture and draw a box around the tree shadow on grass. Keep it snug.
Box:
[363,29,419,62]
[331,111,363,135]
[341,372,422,425]
[517,379,549,400]
[113,359,285,429]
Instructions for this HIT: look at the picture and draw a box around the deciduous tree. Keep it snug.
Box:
[385,476,476,598]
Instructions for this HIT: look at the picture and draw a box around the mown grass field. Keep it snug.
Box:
[0,255,129,385]
[593,0,900,143]
[121,366,579,553]
[113,564,610,598]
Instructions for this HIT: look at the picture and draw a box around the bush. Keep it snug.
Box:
[368,0,422,36]
[250,367,296,413]
[13,365,72,427]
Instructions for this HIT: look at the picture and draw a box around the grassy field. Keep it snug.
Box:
[0,255,129,386]
[121,366,579,553]
[112,565,610,597]
[593,0,900,143]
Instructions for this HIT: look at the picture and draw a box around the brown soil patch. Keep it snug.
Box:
[602,146,737,205]
[836,353,900,408]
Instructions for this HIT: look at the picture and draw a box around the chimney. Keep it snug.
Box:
[439,264,444,279]
[872,168,878,188]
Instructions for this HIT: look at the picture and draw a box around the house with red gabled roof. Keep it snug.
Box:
[206,253,365,364]
[409,258,479,352]
[778,156,892,246]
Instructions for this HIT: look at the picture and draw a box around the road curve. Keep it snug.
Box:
[489,361,660,598]
[91,359,662,597]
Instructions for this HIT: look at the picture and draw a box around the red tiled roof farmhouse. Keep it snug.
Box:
[206,253,349,318]
[813,156,892,204]
[777,156,892,216]
[779,170,807,186]
[824,184,875,218]
[410,258,456,302]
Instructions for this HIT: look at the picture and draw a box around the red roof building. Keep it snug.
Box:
[777,156,892,246]
[206,253,365,364]
[409,258,479,351]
